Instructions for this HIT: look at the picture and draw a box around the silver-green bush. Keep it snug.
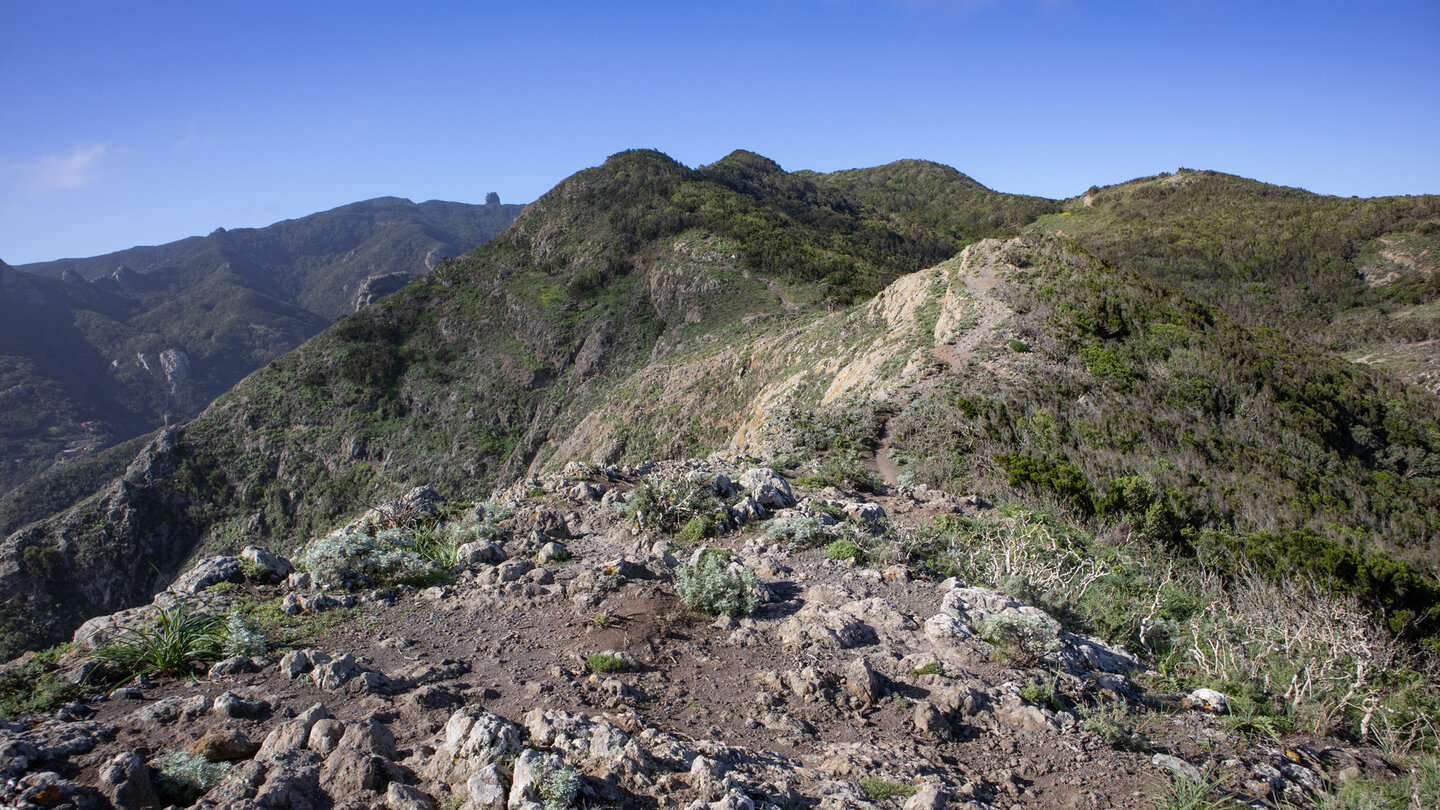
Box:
[675,550,760,617]
[153,750,230,805]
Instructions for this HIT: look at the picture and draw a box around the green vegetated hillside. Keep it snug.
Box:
[1031,169,1440,389]
[2,150,1437,663]
[0,197,522,511]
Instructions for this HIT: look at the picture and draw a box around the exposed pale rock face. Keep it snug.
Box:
[354,271,414,311]
[241,546,295,582]
[159,348,190,395]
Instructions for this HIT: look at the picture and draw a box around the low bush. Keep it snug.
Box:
[857,777,917,802]
[1316,755,1439,809]
[786,400,884,453]
[614,475,724,535]
[824,539,866,564]
[221,609,267,659]
[297,516,485,589]
[153,750,230,806]
[586,653,628,673]
[795,451,879,492]
[0,647,80,718]
[980,612,1061,667]
[675,549,760,617]
[766,516,826,550]
[677,515,715,543]
[538,762,581,810]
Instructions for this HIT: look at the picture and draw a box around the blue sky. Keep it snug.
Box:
[2,0,1437,264]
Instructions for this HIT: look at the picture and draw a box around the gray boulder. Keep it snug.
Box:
[241,546,294,582]
[739,468,795,508]
[96,751,159,810]
[169,555,244,594]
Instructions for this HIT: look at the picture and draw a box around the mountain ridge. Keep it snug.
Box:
[2,150,1437,665]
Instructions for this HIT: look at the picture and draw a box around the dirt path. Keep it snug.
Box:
[868,420,901,487]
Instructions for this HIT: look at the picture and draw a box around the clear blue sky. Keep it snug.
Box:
[3,0,1437,264]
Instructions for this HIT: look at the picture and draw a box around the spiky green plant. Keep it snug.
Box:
[94,604,225,680]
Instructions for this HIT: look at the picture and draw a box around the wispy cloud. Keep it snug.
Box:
[11,144,111,193]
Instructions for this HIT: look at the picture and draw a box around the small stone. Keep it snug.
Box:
[386,782,437,810]
[903,785,948,810]
[308,718,345,754]
[913,700,953,739]
[1180,688,1230,714]
[190,728,260,761]
[844,656,882,705]
[537,541,569,563]
[1152,753,1203,782]
[97,751,160,810]
[213,690,262,718]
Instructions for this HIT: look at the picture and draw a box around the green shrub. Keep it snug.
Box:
[857,777,917,802]
[994,453,1096,516]
[795,452,879,491]
[1317,755,1439,810]
[238,558,268,581]
[297,522,466,589]
[586,653,628,673]
[412,524,462,569]
[1079,344,1138,383]
[614,475,722,534]
[220,609,267,659]
[1080,702,1151,753]
[675,549,760,617]
[94,604,226,680]
[153,750,230,805]
[787,401,884,453]
[677,515,715,543]
[1147,772,1229,810]
[1008,339,1031,352]
[825,539,866,564]
[0,648,81,718]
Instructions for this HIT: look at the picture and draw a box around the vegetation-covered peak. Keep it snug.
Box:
[1076,167,1320,204]
[812,158,991,193]
[1034,169,1440,356]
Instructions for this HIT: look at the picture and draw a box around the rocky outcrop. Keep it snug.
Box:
[353,272,415,311]
[1,426,199,656]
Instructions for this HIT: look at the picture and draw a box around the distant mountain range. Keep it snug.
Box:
[0,196,523,529]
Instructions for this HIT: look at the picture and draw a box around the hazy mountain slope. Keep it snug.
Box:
[2,151,1436,662]
[0,197,522,505]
